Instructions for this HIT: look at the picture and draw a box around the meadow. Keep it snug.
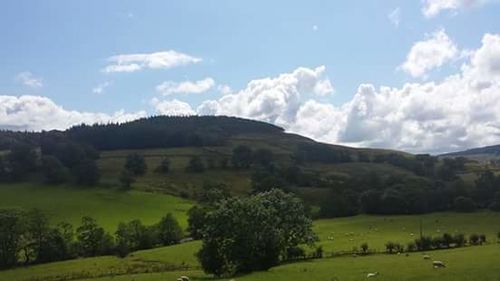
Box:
[1,211,498,281]
[0,183,193,230]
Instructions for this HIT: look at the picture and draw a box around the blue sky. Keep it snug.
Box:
[1,0,500,153]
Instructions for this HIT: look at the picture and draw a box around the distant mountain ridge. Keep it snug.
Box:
[441,144,500,157]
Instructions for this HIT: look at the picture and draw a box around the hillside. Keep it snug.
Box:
[0,115,489,214]
[440,144,500,164]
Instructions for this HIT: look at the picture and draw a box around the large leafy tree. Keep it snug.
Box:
[197,189,316,276]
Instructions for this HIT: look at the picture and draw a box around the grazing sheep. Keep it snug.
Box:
[179,276,190,281]
[433,261,446,268]
[423,254,431,260]
[367,272,379,278]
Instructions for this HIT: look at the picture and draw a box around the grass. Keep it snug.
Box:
[0,183,193,231]
[1,212,499,281]
[313,211,500,253]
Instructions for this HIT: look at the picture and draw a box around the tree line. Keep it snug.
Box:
[0,208,183,269]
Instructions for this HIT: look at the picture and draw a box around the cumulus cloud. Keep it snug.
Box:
[103,50,201,73]
[92,81,112,94]
[217,84,232,95]
[151,97,195,116]
[192,34,500,153]
[401,29,458,77]
[156,78,215,96]
[15,72,43,88]
[0,95,146,131]
[388,7,401,27]
[195,65,333,126]
[422,0,489,17]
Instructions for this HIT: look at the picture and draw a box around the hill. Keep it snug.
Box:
[0,115,491,215]
[440,144,500,164]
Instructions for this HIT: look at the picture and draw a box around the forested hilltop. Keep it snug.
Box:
[1,115,499,217]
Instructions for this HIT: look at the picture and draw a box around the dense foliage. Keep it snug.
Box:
[0,208,183,269]
[197,189,316,276]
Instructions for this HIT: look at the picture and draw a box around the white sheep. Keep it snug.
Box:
[179,276,190,281]
[423,254,431,260]
[367,272,379,278]
[433,261,446,268]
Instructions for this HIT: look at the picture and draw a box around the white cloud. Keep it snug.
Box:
[15,72,43,88]
[192,34,500,153]
[103,50,201,73]
[156,78,215,96]
[217,84,232,95]
[151,98,196,116]
[0,95,146,131]
[312,25,318,31]
[422,0,489,17]
[195,65,334,126]
[92,81,112,94]
[388,7,401,27]
[401,29,458,77]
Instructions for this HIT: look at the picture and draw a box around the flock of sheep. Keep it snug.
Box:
[366,254,446,278]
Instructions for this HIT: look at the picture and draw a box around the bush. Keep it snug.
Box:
[479,234,487,245]
[469,233,480,245]
[186,156,205,173]
[360,243,369,254]
[415,236,433,251]
[119,169,135,190]
[454,196,476,212]
[453,233,466,247]
[124,153,147,176]
[385,241,396,254]
[155,158,170,174]
[286,247,305,260]
[156,213,183,246]
[406,242,417,252]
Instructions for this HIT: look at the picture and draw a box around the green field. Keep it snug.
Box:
[0,183,193,230]
[1,212,499,281]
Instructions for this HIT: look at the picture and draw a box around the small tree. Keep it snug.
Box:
[453,233,466,247]
[479,234,486,245]
[186,156,205,173]
[76,216,113,257]
[360,242,369,254]
[125,153,147,176]
[119,169,135,190]
[155,158,170,174]
[41,156,69,184]
[156,213,183,246]
[469,233,480,245]
[74,159,100,186]
[406,242,417,252]
[385,241,396,254]
[231,145,253,169]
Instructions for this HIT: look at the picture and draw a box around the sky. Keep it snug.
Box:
[1,0,500,154]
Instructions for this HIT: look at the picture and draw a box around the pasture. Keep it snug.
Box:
[1,212,498,281]
[0,183,193,231]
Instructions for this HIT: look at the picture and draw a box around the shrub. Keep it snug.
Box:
[479,234,487,245]
[360,242,369,254]
[469,233,480,245]
[286,247,305,260]
[385,241,396,254]
[406,242,417,252]
[453,233,466,247]
[454,196,476,212]
[155,158,170,174]
[415,236,433,251]
[186,156,205,173]
[124,153,147,176]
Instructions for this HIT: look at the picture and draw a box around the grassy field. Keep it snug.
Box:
[1,212,498,281]
[77,244,500,281]
[0,183,193,231]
